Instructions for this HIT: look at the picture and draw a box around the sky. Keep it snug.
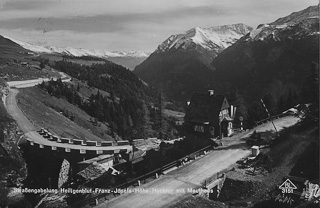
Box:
[0,0,318,52]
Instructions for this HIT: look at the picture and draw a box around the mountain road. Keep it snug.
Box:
[96,116,300,208]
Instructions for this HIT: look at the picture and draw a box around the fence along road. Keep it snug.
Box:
[5,87,132,153]
[96,115,300,208]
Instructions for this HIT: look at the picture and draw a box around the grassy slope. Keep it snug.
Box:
[0,35,61,81]
[0,35,29,65]
[39,53,106,66]
[17,87,115,141]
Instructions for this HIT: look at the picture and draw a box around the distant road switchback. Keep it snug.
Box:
[5,87,132,153]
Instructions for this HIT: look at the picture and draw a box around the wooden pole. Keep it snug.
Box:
[260,99,278,134]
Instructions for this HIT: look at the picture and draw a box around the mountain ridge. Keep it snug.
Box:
[134,23,253,101]
[5,36,151,58]
[210,5,319,118]
[155,23,252,54]
[4,36,151,70]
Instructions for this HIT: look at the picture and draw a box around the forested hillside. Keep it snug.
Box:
[211,6,319,123]
[42,59,176,140]
[41,60,168,139]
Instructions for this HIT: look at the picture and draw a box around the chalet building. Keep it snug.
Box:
[184,90,234,139]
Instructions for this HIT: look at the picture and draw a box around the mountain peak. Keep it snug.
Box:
[246,5,319,41]
[155,23,252,54]
[272,5,319,26]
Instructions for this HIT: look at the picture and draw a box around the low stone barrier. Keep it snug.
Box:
[86,141,97,146]
[117,141,130,146]
[73,139,82,145]
[101,141,113,146]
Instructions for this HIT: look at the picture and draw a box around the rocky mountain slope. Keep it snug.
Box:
[156,24,252,55]
[134,23,252,101]
[211,5,319,102]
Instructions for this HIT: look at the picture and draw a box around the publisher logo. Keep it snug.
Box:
[279,179,297,193]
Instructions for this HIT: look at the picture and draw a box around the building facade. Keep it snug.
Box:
[184,90,234,139]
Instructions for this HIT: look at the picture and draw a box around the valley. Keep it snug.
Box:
[0,2,318,208]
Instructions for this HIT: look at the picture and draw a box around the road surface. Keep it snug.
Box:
[96,116,300,208]
[6,74,71,88]
[5,88,132,153]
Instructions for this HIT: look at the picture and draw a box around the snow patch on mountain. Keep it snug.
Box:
[272,5,319,26]
[4,36,151,58]
[156,23,252,53]
[7,37,52,53]
[247,5,319,42]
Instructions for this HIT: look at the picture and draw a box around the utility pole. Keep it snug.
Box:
[159,90,163,141]
[260,99,278,134]
[48,178,51,189]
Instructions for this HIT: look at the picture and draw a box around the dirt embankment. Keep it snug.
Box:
[218,176,264,203]
[0,122,30,208]
[1,86,30,207]
[216,122,319,207]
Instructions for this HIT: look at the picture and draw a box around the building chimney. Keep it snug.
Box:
[230,105,234,118]
[208,90,214,96]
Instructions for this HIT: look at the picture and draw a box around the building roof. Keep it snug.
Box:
[184,92,229,125]
[78,164,106,180]
[224,93,236,106]
[130,149,146,164]
[78,154,113,165]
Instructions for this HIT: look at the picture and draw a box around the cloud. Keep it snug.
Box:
[0,0,7,9]
[0,0,318,51]
[0,27,162,51]
[0,3,229,34]
[0,0,219,19]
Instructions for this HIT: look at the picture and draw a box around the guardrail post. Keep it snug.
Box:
[155,173,159,179]
[138,180,141,186]
[95,198,98,205]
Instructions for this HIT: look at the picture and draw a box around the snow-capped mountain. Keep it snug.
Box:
[156,23,252,54]
[133,23,252,101]
[211,5,319,103]
[4,36,150,70]
[245,5,319,41]
[6,36,150,58]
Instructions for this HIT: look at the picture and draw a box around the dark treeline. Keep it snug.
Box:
[42,59,176,140]
[246,89,299,125]
[244,62,319,127]
[224,63,319,129]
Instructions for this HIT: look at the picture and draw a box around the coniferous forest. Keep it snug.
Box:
[39,59,177,140]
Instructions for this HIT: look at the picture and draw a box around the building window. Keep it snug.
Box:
[194,125,204,133]
[210,126,214,135]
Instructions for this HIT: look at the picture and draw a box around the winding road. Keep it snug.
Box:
[3,79,300,207]
[5,88,132,153]
[96,116,300,208]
